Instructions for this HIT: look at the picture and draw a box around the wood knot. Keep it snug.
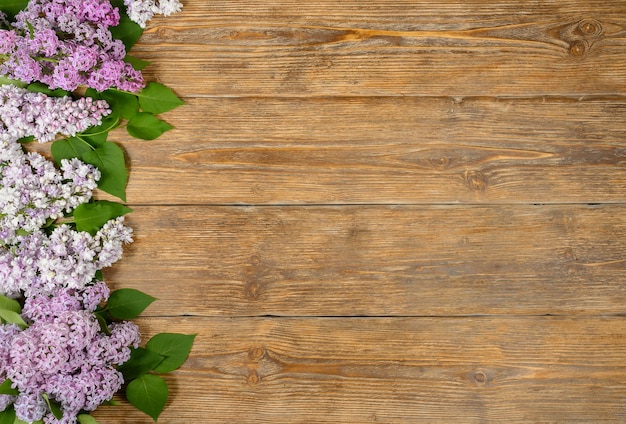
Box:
[463,170,488,192]
[577,19,603,38]
[473,370,488,385]
[429,156,451,170]
[569,40,588,58]
[248,347,266,360]
[245,280,266,300]
[247,370,260,384]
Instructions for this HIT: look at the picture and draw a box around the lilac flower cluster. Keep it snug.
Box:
[0,218,132,298]
[0,307,140,423]
[0,130,135,422]
[0,0,185,420]
[0,85,111,143]
[124,0,183,28]
[0,139,100,244]
[0,0,143,92]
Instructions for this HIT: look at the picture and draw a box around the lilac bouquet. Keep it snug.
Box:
[0,1,191,423]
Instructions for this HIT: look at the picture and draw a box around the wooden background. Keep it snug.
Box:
[87,1,626,422]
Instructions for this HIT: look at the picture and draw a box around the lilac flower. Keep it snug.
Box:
[0,141,100,245]
[0,0,144,92]
[0,218,132,298]
[0,85,111,143]
[124,0,183,28]
[1,308,139,423]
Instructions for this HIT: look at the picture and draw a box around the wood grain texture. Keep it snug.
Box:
[104,204,626,317]
[131,1,626,97]
[79,1,626,422]
[92,316,626,423]
[87,97,626,205]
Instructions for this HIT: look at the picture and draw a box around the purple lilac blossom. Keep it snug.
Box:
[0,307,140,423]
[124,0,183,28]
[0,0,144,91]
[0,141,100,244]
[0,85,111,143]
[0,218,132,298]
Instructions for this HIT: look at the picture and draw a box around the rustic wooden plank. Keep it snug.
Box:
[104,204,626,317]
[131,1,626,97]
[92,316,626,423]
[95,97,626,205]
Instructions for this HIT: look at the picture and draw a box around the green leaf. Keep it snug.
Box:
[0,309,26,329]
[0,406,15,424]
[0,296,21,314]
[17,136,34,144]
[51,138,93,165]
[126,112,173,140]
[110,13,143,51]
[146,333,196,373]
[101,89,139,120]
[13,418,43,424]
[106,288,156,320]
[0,379,18,396]
[41,394,63,420]
[0,76,27,88]
[73,200,132,235]
[1,0,29,19]
[118,347,165,381]
[126,374,168,422]
[79,131,108,147]
[26,83,69,97]
[124,55,152,71]
[81,142,127,201]
[80,115,120,138]
[77,414,100,424]
[95,310,110,335]
[84,88,102,99]
[137,82,184,114]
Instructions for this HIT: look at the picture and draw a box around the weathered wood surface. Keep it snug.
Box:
[107,205,626,317]
[92,317,626,423]
[134,1,626,97]
[115,97,626,204]
[88,0,626,422]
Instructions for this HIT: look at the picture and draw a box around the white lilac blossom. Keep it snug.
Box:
[0,0,144,91]
[0,218,132,298]
[0,304,140,423]
[0,85,111,143]
[0,141,100,244]
[124,0,183,28]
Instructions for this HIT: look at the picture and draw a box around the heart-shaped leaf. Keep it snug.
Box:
[146,333,196,373]
[127,112,173,140]
[51,138,93,165]
[82,142,127,201]
[126,374,168,422]
[137,82,184,114]
[106,288,156,320]
[73,201,132,235]
[118,347,165,381]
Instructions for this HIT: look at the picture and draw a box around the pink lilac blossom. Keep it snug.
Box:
[0,218,132,298]
[124,0,183,28]
[0,85,111,143]
[0,141,100,244]
[0,307,140,423]
[22,282,110,322]
[0,0,144,91]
